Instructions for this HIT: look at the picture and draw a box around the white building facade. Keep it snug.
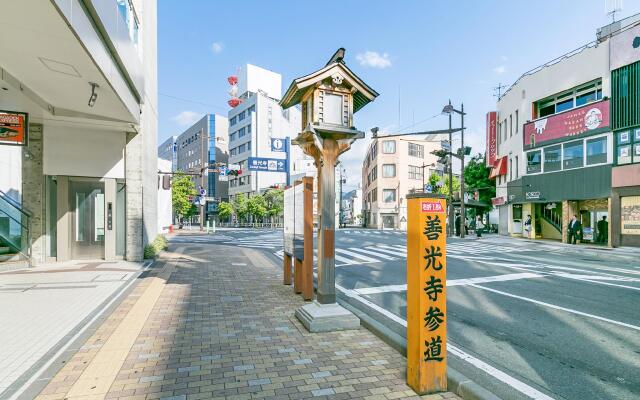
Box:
[0,0,157,266]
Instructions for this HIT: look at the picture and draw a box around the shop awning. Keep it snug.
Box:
[489,156,507,179]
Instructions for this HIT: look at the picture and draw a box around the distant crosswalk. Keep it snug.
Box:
[342,230,405,236]
[273,242,537,266]
[169,235,234,243]
[223,232,283,249]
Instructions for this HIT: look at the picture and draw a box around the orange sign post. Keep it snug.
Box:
[407,193,447,394]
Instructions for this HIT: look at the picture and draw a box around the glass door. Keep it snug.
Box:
[69,180,105,259]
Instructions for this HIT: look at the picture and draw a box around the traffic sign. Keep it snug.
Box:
[199,187,206,196]
[424,184,433,193]
[441,140,451,151]
[248,156,286,172]
[271,138,286,152]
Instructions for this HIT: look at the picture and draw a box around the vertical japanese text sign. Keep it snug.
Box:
[407,194,447,394]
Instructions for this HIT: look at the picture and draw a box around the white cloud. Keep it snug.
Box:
[356,51,392,69]
[493,65,506,74]
[211,41,223,54]
[500,55,508,62]
[172,111,201,127]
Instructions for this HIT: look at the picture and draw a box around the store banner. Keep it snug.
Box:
[0,110,28,146]
[486,111,497,166]
[523,100,609,148]
[621,196,640,235]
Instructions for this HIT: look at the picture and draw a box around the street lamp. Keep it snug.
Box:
[442,102,466,237]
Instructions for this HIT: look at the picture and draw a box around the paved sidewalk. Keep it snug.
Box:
[33,242,461,400]
[0,260,147,399]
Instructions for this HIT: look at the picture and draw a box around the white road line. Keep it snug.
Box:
[334,283,556,400]
[368,246,404,257]
[378,244,407,254]
[336,248,379,262]
[468,284,640,332]
[348,247,396,260]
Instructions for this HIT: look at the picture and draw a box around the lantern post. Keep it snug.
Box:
[280,49,378,332]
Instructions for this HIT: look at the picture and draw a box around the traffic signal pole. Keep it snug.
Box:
[448,100,454,237]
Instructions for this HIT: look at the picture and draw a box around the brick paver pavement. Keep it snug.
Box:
[34,241,461,400]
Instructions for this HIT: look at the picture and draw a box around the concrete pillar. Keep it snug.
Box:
[104,178,117,260]
[56,176,69,261]
[22,124,45,265]
[125,131,143,261]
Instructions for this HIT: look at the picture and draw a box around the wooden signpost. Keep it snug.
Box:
[283,178,313,300]
[407,193,448,394]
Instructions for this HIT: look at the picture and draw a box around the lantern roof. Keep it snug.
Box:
[280,48,379,113]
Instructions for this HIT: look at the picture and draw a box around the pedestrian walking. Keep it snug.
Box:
[475,216,484,238]
[596,216,608,243]
[524,214,532,238]
[455,212,461,237]
[568,214,582,244]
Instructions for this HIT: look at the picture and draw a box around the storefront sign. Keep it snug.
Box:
[523,100,609,148]
[486,111,497,166]
[492,196,506,206]
[610,23,640,70]
[0,110,28,146]
[621,196,640,235]
[525,191,541,200]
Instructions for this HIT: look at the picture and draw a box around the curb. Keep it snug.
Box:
[339,300,502,400]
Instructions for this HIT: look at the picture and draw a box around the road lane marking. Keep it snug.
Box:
[352,273,544,295]
[367,246,404,256]
[336,248,378,262]
[468,284,640,332]
[334,282,557,400]
[348,247,396,260]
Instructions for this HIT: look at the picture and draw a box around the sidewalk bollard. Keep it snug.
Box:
[212,220,216,234]
[169,225,174,234]
[206,220,210,234]
[407,193,447,394]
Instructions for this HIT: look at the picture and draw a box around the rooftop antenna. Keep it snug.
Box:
[493,83,508,100]
[606,0,623,23]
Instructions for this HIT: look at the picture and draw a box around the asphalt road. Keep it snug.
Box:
[170,228,640,400]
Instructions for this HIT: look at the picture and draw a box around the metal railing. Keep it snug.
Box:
[0,190,32,263]
[215,222,284,229]
[542,205,562,233]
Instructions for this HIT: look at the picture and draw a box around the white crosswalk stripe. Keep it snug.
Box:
[348,247,397,260]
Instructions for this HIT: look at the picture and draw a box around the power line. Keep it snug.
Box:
[396,112,442,133]
[159,92,227,112]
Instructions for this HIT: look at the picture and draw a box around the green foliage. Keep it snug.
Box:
[232,193,249,222]
[172,172,197,219]
[428,173,460,196]
[247,195,268,221]
[264,189,284,218]
[218,201,233,221]
[144,235,168,259]
[464,153,495,213]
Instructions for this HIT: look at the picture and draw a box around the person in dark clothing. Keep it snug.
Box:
[596,216,608,243]
[568,214,582,244]
[455,213,461,236]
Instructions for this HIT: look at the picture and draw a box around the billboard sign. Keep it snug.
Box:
[0,110,28,146]
[248,157,286,172]
[621,196,640,235]
[271,138,286,152]
[485,112,497,166]
[523,100,610,149]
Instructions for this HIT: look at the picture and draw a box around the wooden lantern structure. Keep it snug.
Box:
[281,48,378,306]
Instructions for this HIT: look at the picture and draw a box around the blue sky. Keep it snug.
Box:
[158,0,640,191]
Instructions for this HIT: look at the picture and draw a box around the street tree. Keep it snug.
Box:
[172,172,197,221]
[464,153,495,213]
[428,173,460,196]
[218,201,233,222]
[264,189,284,221]
[232,193,249,222]
[247,195,267,222]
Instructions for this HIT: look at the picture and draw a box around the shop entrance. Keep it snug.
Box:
[69,179,105,259]
[580,209,609,244]
[381,214,396,229]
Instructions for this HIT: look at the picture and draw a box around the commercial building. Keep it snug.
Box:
[227,64,305,198]
[0,0,158,267]
[174,114,228,221]
[158,135,177,171]
[362,135,446,229]
[487,14,640,247]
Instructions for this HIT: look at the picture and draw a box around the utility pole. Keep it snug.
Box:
[199,128,206,231]
[447,100,454,237]
[460,103,466,238]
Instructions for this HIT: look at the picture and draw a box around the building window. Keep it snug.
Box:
[514,155,518,179]
[382,164,396,178]
[543,145,562,172]
[408,165,423,180]
[497,122,502,145]
[238,144,246,153]
[230,116,237,126]
[371,142,378,159]
[563,140,584,169]
[247,124,252,134]
[247,105,256,114]
[536,79,602,118]
[616,129,640,165]
[247,141,251,151]
[526,150,542,174]
[515,110,519,134]
[586,136,608,165]
[238,111,246,121]
[230,132,236,142]
[408,143,424,158]
[509,158,512,181]
[238,127,246,138]
[230,148,237,156]
[503,119,507,141]
[383,189,396,203]
[382,140,396,154]
[371,188,377,202]
[509,114,512,137]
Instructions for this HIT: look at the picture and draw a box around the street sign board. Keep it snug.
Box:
[271,138,286,152]
[219,166,228,176]
[0,110,28,146]
[424,184,433,193]
[248,157,286,172]
[199,187,207,196]
[228,164,240,171]
[441,140,450,151]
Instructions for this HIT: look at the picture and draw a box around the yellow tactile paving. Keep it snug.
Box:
[64,262,175,398]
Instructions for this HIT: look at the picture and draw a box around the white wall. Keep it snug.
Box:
[0,146,21,202]
[43,124,126,178]
[240,64,282,100]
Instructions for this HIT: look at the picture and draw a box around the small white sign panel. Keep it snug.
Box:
[283,186,295,254]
